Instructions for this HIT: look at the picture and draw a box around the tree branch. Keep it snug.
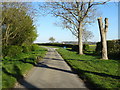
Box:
[55,13,78,28]
[56,3,79,22]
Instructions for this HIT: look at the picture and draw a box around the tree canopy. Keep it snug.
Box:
[2,2,37,46]
[49,37,55,43]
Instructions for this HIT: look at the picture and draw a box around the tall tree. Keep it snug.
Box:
[49,37,55,43]
[98,17,108,60]
[2,3,37,46]
[39,0,110,54]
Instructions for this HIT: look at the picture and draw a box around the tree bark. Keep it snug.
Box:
[4,24,10,46]
[98,17,108,60]
[78,22,83,55]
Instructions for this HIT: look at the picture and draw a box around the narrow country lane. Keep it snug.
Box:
[15,47,88,89]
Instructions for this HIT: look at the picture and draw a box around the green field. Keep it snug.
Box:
[57,48,119,89]
[2,46,47,88]
[89,45,96,51]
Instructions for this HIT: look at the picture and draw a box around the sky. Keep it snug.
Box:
[33,2,119,43]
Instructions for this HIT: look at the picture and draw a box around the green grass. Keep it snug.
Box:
[89,45,96,51]
[57,48,119,89]
[2,46,47,88]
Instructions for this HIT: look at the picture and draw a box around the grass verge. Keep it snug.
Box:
[57,48,119,89]
[2,46,47,88]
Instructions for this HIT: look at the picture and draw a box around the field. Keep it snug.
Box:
[57,46,119,89]
[2,46,47,88]
[89,45,96,51]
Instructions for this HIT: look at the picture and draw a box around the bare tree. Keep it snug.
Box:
[39,0,110,55]
[82,30,94,43]
[98,17,108,60]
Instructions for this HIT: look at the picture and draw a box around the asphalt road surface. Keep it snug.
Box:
[15,47,88,89]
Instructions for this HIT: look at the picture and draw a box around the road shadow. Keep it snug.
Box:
[76,69,120,80]
[37,62,76,74]
[66,49,77,52]
[71,68,120,89]
[2,65,40,89]
[65,59,95,62]
[62,59,120,89]
[77,60,94,61]
[44,57,64,61]
[66,48,100,58]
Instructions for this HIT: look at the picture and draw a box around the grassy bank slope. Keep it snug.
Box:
[57,48,119,89]
[2,46,47,88]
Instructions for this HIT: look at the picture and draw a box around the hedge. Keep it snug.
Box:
[38,43,74,48]
[72,44,89,52]
[38,43,89,52]
[31,44,40,51]
[2,45,23,57]
[22,45,31,53]
[95,40,120,59]
[2,44,41,58]
[83,44,89,51]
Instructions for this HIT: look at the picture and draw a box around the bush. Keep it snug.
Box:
[95,42,102,55]
[72,44,89,52]
[2,44,42,57]
[22,44,41,53]
[95,40,120,59]
[2,46,9,57]
[22,45,31,53]
[2,45,23,57]
[31,44,40,51]
[83,44,89,51]
[72,45,78,52]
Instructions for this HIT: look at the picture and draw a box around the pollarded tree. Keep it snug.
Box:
[39,0,110,55]
[98,17,108,60]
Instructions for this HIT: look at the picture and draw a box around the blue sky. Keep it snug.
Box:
[33,2,118,43]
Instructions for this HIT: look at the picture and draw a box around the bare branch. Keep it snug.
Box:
[90,0,110,6]
[54,13,78,28]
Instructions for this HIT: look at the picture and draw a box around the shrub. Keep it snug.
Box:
[83,44,89,51]
[72,45,78,52]
[95,42,102,55]
[2,45,23,57]
[22,45,31,53]
[95,40,120,59]
[31,44,40,51]
[72,44,89,52]
[22,44,40,53]
[2,46,9,57]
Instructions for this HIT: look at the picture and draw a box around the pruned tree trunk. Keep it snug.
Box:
[78,22,83,55]
[98,17,108,60]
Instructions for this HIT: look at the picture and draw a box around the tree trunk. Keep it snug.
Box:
[98,17,108,60]
[78,22,83,55]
